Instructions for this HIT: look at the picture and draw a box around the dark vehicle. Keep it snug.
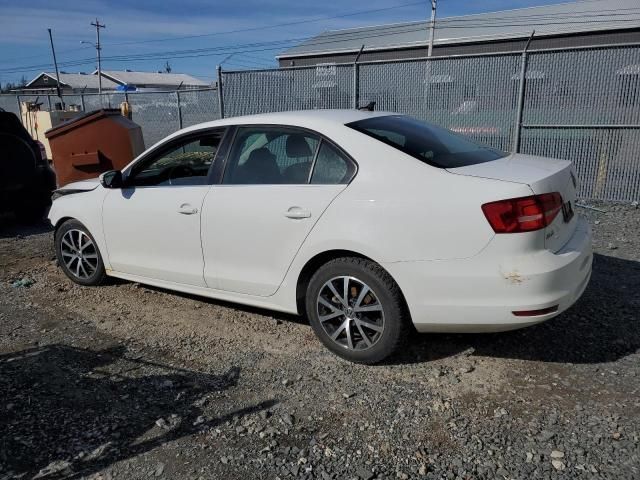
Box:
[0,110,56,221]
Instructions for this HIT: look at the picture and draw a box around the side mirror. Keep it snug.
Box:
[100,170,123,189]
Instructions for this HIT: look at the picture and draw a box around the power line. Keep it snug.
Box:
[101,1,426,47]
[0,0,424,67]
[2,2,639,69]
[2,12,640,74]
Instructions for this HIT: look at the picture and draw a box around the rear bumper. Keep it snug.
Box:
[384,215,593,333]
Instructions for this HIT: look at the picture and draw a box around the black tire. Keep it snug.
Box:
[305,257,410,364]
[55,219,106,286]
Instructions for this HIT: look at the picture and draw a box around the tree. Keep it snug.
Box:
[1,81,15,93]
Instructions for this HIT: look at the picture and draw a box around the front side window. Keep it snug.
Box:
[127,132,223,187]
[346,115,506,168]
[223,127,319,184]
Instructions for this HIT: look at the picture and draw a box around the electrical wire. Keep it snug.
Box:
[2,9,639,74]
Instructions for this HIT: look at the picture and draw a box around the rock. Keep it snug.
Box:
[155,418,169,429]
[343,392,355,399]
[193,415,205,426]
[612,432,621,440]
[282,413,294,426]
[526,452,533,463]
[221,456,229,464]
[550,450,564,459]
[418,464,427,475]
[34,460,71,478]
[357,467,374,480]
[154,463,165,477]
[607,242,618,250]
[493,407,508,418]
[459,365,474,374]
[551,460,565,470]
[535,430,555,443]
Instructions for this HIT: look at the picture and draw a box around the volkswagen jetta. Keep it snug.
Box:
[49,110,593,363]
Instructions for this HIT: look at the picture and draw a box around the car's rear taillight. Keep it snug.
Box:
[482,192,563,233]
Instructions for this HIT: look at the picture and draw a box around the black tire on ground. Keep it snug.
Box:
[305,257,410,364]
[55,219,107,286]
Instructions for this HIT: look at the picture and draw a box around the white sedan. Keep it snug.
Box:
[48,110,593,363]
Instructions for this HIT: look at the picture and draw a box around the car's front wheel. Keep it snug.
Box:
[55,219,106,286]
[306,257,409,364]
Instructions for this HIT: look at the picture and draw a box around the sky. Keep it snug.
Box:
[0,0,566,86]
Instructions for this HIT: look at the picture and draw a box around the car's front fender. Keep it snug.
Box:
[48,187,112,270]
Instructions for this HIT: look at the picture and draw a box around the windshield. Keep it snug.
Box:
[346,115,507,168]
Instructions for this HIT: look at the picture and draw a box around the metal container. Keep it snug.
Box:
[45,109,145,187]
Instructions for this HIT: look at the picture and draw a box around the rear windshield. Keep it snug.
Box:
[346,115,506,168]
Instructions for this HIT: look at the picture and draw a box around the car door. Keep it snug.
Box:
[102,129,226,286]
[201,125,357,296]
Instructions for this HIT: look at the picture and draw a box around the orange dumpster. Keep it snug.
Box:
[45,109,145,187]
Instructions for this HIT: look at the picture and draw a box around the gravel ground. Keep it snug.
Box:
[0,202,638,480]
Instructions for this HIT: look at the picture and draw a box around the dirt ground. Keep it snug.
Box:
[0,203,639,480]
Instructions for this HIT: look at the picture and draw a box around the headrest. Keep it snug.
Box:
[246,147,275,165]
[286,135,313,158]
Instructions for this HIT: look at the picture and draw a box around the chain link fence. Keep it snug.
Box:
[221,64,354,117]
[221,44,640,201]
[2,43,639,201]
[0,88,219,148]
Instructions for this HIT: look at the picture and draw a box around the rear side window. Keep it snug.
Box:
[223,127,319,184]
[346,115,506,168]
[311,141,356,184]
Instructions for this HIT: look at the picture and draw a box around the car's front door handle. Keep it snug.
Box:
[285,207,311,219]
[178,203,198,215]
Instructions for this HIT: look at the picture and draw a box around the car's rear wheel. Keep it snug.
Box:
[306,257,409,364]
[55,219,106,286]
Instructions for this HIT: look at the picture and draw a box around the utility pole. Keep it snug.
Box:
[427,0,437,57]
[47,28,65,109]
[91,18,105,94]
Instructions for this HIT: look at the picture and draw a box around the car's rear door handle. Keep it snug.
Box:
[285,207,311,219]
[178,203,198,215]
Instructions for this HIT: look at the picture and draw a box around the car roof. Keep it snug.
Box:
[177,109,395,136]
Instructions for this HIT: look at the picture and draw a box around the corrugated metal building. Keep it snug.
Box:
[21,72,119,94]
[21,70,208,94]
[98,70,209,91]
[278,0,640,66]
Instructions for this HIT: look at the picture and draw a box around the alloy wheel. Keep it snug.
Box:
[316,276,385,351]
[59,229,99,280]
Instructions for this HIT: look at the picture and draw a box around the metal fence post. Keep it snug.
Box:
[47,95,52,111]
[176,90,183,129]
[217,65,225,119]
[353,63,360,110]
[16,95,21,119]
[80,94,86,112]
[513,31,535,153]
[353,45,365,109]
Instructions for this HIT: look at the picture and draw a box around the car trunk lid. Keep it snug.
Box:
[448,153,578,252]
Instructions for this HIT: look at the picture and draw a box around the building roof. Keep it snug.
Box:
[25,72,119,90]
[98,70,208,87]
[278,0,640,59]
